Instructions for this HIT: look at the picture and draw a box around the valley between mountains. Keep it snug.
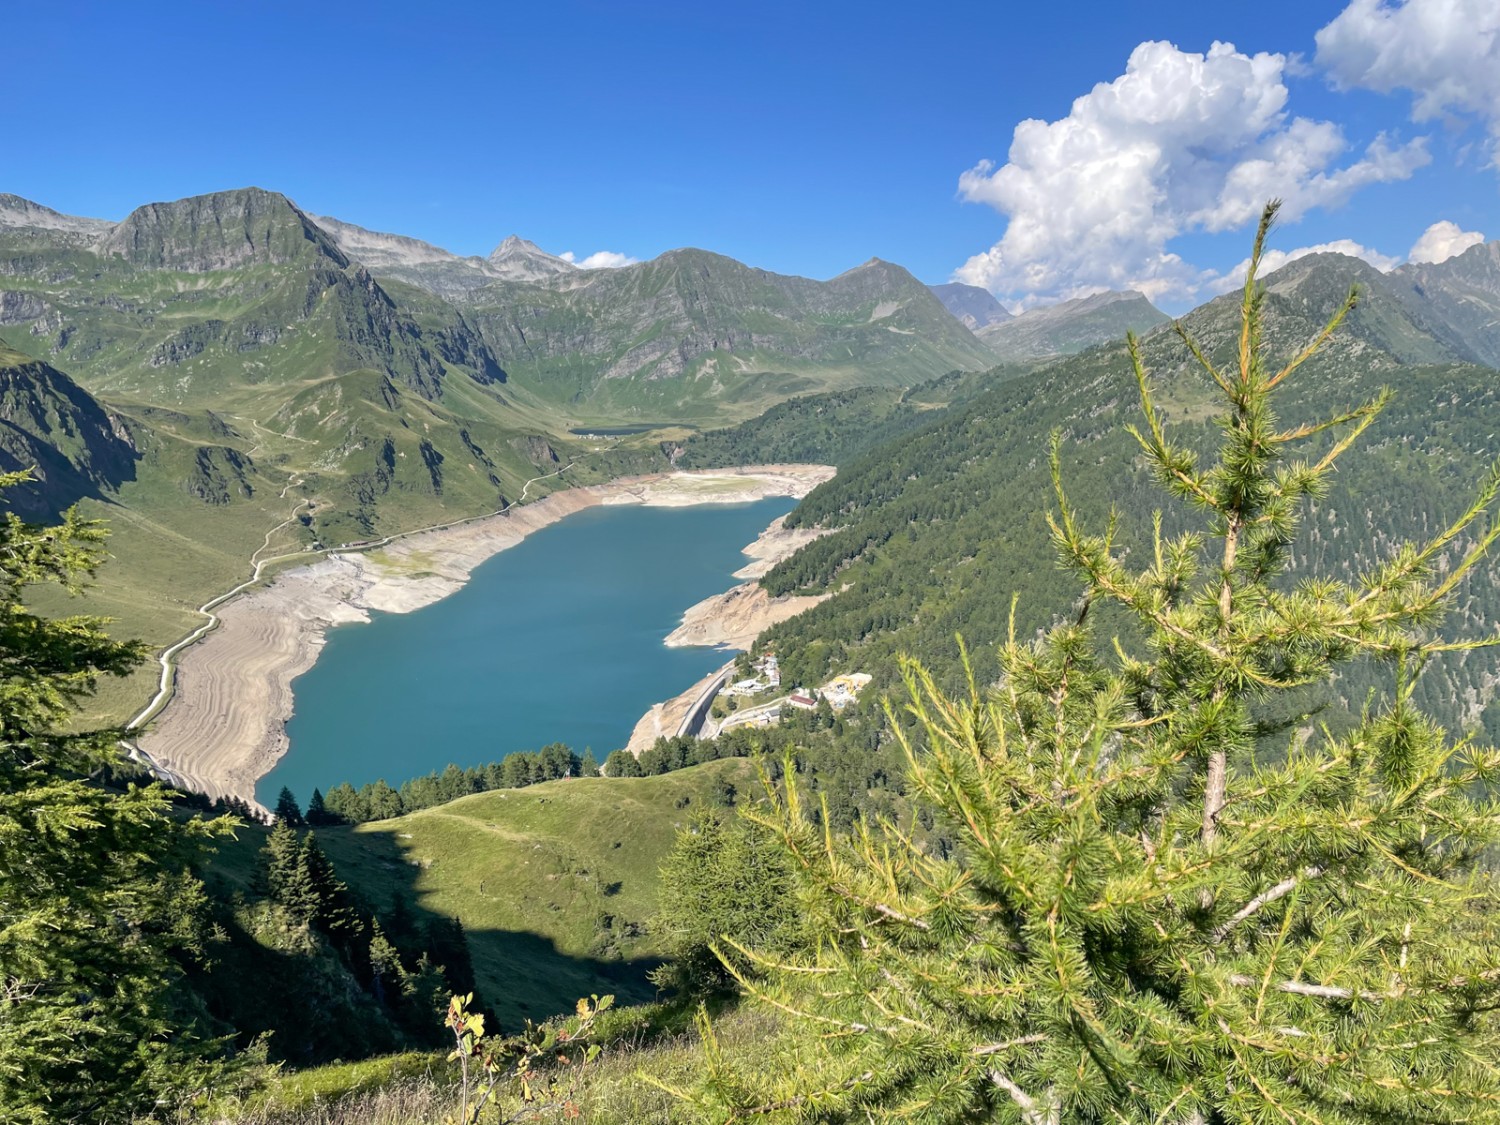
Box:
[7,184,1500,783]
[10,182,1500,1116]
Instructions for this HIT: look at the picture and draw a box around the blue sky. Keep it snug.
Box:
[5,0,1495,310]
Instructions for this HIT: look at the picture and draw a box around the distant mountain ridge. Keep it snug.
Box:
[1387,241,1500,369]
[976,289,1171,361]
[452,249,997,417]
[929,282,1013,330]
[0,193,113,235]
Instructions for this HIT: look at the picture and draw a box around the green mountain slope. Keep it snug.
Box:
[752,251,1500,736]
[208,759,757,1026]
[976,288,1170,361]
[448,251,998,423]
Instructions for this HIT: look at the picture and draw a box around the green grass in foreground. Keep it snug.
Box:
[226,1004,783,1124]
[206,759,760,1027]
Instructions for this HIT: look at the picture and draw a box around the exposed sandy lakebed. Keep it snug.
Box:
[135,465,834,810]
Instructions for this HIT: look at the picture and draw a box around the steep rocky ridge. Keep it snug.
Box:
[100,187,347,273]
[0,343,137,517]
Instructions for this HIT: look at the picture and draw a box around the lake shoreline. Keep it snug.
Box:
[134,465,834,813]
[622,514,833,755]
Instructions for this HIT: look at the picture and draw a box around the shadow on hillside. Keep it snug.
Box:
[185,906,413,1067]
[196,812,674,1069]
[302,818,668,1030]
[0,417,140,523]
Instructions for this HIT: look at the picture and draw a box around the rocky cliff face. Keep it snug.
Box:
[100,187,347,272]
[0,344,138,517]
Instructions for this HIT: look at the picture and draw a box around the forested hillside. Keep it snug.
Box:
[752,252,1500,738]
[672,362,1029,470]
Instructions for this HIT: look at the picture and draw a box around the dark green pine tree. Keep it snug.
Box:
[305,786,334,825]
[367,918,404,1008]
[274,785,304,826]
[300,831,358,939]
[672,204,1500,1122]
[258,819,299,901]
[0,474,236,1122]
[258,819,320,925]
[397,952,451,1043]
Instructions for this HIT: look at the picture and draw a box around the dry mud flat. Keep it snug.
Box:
[136,465,833,809]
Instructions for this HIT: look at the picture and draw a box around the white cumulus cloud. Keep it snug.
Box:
[1209,239,1401,294]
[1408,219,1487,262]
[559,250,639,269]
[953,39,1428,305]
[1316,0,1500,155]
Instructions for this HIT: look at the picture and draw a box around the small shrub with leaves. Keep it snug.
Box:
[444,991,612,1124]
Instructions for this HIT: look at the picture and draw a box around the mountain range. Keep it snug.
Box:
[736,245,1500,745]
[3,184,1500,724]
[0,186,997,711]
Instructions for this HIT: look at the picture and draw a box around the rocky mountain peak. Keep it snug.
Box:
[486,235,577,282]
[100,187,348,272]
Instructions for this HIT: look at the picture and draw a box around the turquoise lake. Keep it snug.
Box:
[256,496,796,806]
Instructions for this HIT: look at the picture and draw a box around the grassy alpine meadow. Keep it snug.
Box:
[204,758,761,1026]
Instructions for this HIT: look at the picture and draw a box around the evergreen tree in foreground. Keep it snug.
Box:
[674,205,1500,1122]
[0,475,236,1122]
